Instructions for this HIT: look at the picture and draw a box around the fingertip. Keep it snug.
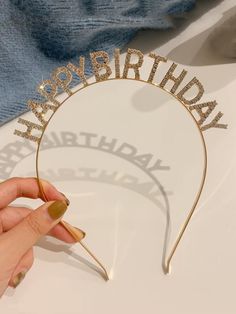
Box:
[11,271,27,288]
[49,222,86,244]
[39,179,70,205]
[8,249,34,288]
[49,224,76,243]
[59,193,70,206]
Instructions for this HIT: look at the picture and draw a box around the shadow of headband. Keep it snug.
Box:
[14,48,228,279]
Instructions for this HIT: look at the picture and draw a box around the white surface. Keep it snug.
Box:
[1,1,236,313]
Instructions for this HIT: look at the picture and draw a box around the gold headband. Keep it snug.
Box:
[14,47,228,277]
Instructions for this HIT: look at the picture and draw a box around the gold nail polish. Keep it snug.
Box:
[12,271,26,288]
[60,192,70,206]
[48,201,68,220]
[61,221,86,242]
[75,227,86,239]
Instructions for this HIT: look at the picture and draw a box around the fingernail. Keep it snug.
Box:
[48,201,68,220]
[62,221,86,241]
[75,227,86,239]
[12,271,26,288]
[72,226,86,241]
[60,192,70,206]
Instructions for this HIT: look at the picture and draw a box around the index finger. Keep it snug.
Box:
[0,177,65,209]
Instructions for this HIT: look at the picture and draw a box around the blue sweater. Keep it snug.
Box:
[0,0,195,126]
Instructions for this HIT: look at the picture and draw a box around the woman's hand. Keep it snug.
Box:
[0,177,76,297]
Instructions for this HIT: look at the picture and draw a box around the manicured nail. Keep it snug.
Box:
[60,192,70,206]
[12,271,26,288]
[75,227,86,239]
[48,201,68,220]
[62,221,86,241]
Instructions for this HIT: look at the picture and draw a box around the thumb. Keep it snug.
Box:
[2,200,68,262]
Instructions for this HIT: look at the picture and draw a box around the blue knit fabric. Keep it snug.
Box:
[0,0,195,126]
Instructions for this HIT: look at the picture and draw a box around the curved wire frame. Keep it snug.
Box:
[35,77,207,275]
